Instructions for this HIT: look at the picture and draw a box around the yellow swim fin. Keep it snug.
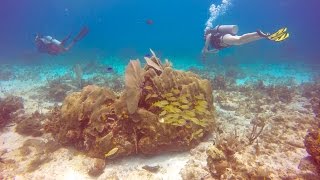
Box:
[268,27,287,39]
[273,32,290,42]
[267,27,289,42]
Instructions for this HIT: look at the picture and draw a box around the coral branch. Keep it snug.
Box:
[73,64,83,88]
[246,116,266,145]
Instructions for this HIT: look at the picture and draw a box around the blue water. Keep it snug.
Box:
[0,0,319,65]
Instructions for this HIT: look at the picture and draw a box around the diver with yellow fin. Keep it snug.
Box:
[202,25,289,56]
[261,27,289,42]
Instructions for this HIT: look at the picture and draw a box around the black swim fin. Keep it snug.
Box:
[73,26,89,43]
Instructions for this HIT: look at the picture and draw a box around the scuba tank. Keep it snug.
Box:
[203,25,238,50]
[214,25,238,35]
[204,25,239,50]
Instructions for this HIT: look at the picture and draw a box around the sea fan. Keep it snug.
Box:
[125,60,145,114]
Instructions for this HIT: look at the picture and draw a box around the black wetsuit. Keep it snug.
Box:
[204,29,231,50]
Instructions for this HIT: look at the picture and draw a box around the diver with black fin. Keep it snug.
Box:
[35,26,89,55]
[202,25,289,56]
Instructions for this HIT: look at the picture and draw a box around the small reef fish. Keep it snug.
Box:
[144,54,151,58]
[137,19,154,25]
[103,66,114,73]
[145,19,154,25]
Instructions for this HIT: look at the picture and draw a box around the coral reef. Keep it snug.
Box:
[265,85,295,104]
[0,96,24,129]
[27,154,51,172]
[298,156,320,179]
[1,60,319,179]
[47,82,73,102]
[41,63,125,102]
[206,145,228,178]
[15,111,44,137]
[88,73,124,94]
[73,64,83,88]
[18,139,60,172]
[204,115,268,179]
[44,85,124,157]
[76,59,125,91]
[304,123,320,170]
[184,64,320,179]
[45,50,216,158]
[212,75,227,90]
[225,66,245,80]
[42,75,77,102]
[301,82,320,116]
[180,161,210,180]
[211,74,237,91]
[206,143,272,179]
[302,81,320,172]
[125,59,145,114]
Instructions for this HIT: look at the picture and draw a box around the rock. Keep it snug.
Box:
[180,160,210,180]
[286,139,305,149]
[304,127,320,166]
[206,145,228,178]
[88,158,106,177]
[142,165,160,173]
[0,96,24,129]
[220,100,238,111]
[252,166,271,179]
[298,156,319,173]
[206,146,226,161]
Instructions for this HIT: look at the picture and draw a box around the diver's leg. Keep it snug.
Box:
[64,27,89,51]
[222,33,264,46]
[61,33,71,46]
[73,26,89,43]
[64,41,75,51]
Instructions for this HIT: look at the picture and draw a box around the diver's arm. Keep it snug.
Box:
[202,34,219,54]
[207,49,219,53]
[202,34,211,54]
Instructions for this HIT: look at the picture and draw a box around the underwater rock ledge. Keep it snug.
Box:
[44,50,216,159]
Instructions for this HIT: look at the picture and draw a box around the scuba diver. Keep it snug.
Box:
[202,25,289,57]
[35,26,89,55]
